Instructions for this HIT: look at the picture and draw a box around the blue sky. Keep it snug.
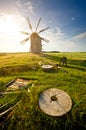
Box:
[0,0,86,52]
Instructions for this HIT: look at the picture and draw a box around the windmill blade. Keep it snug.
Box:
[35,17,41,32]
[38,27,50,33]
[27,17,33,32]
[20,37,29,44]
[40,37,49,43]
[20,31,30,35]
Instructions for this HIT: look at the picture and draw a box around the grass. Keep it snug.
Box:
[0,52,86,130]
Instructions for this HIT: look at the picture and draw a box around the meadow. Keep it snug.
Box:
[0,52,86,130]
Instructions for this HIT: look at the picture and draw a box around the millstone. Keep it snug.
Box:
[38,88,72,116]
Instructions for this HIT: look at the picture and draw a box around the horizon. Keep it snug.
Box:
[0,51,86,54]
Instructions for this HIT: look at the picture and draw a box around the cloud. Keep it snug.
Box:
[42,27,64,43]
[55,27,64,39]
[65,40,76,49]
[48,20,53,23]
[73,32,86,40]
[16,0,22,8]
[72,17,75,20]
[24,1,34,14]
[16,0,34,15]
[41,27,76,52]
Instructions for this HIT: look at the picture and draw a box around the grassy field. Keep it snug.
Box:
[0,52,86,130]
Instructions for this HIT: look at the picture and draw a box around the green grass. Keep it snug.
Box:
[0,52,86,130]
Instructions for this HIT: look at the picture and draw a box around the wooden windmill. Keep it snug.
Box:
[20,17,49,54]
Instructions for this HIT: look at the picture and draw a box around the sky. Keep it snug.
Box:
[0,0,86,52]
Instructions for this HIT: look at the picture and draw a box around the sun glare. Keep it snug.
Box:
[0,14,20,36]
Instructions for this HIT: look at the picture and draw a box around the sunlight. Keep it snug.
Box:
[0,14,20,36]
[0,14,33,52]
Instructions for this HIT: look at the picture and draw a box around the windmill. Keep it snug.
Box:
[20,17,49,54]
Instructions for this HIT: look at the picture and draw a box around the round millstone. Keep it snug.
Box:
[38,88,72,116]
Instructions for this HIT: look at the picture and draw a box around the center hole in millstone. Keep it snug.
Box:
[50,95,57,101]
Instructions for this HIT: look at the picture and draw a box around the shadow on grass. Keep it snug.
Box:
[41,53,61,62]
[66,64,86,71]
[41,54,86,72]
[68,59,86,68]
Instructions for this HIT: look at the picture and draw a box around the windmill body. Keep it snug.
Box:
[30,32,42,53]
[20,17,49,54]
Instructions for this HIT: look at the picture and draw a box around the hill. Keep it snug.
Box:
[0,52,86,130]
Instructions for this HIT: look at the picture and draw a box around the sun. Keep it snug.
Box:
[0,14,20,36]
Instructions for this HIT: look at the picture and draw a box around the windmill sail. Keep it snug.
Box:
[35,17,41,32]
[20,37,29,44]
[40,37,49,43]
[20,16,50,53]
[27,17,33,32]
[38,27,50,33]
[20,31,29,35]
